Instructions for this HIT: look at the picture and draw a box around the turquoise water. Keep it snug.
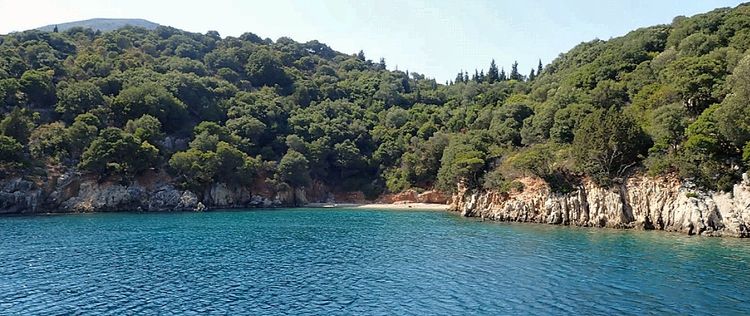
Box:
[1,209,749,315]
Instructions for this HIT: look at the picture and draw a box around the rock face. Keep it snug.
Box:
[451,175,750,237]
[0,170,297,214]
[0,179,43,214]
[60,181,202,212]
[379,189,450,204]
[417,190,450,204]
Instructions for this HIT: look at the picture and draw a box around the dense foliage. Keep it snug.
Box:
[2,3,750,195]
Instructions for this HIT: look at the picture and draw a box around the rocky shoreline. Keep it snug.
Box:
[0,170,451,214]
[450,174,750,238]
[3,169,749,238]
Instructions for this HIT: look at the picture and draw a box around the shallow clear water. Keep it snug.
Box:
[1,208,749,315]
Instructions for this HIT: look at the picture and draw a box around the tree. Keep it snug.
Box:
[487,103,533,147]
[537,59,543,77]
[245,49,290,87]
[277,149,310,188]
[0,108,35,144]
[0,79,21,108]
[215,141,258,186]
[79,127,159,179]
[356,50,366,61]
[716,54,750,149]
[572,108,650,186]
[550,104,594,143]
[332,139,366,179]
[499,68,507,81]
[679,105,738,191]
[65,114,99,157]
[509,61,522,81]
[663,56,725,113]
[649,103,689,152]
[29,122,69,161]
[590,80,628,108]
[455,71,465,84]
[19,70,56,107]
[169,148,219,191]
[398,133,449,188]
[125,114,164,145]
[528,69,536,81]
[436,133,489,191]
[0,135,23,172]
[226,116,267,147]
[520,102,556,145]
[110,83,187,132]
[487,59,499,83]
[55,81,104,122]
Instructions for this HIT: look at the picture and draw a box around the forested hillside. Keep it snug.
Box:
[1,3,750,199]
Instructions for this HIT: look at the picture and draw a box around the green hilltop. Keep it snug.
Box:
[1,3,750,198]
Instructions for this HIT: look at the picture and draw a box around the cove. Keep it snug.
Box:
[1,208,749,315]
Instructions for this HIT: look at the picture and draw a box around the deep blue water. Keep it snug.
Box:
[1,208,749,315]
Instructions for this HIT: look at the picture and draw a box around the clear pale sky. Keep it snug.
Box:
[0,0,746,82]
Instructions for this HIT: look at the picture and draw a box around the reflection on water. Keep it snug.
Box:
[1,209,748,315]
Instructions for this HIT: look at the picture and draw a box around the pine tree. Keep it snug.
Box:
[473,69,480,82]
[499,68,507,81]
[510,61,521,81]
[455,71,464,84]
[537,59,543,77]
[401,75,411,93]
[379,58,386,70]
[53,25,58,33]
[479,70,485,83]
[357,50,366,61]
[464,71,469,83]
[529,69,536,81]
[488,59,499,83]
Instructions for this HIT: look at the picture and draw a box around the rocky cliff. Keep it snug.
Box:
[451,175,750,237]
[0,170,297,214]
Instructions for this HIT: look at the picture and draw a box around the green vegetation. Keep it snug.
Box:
[2,3,750,194]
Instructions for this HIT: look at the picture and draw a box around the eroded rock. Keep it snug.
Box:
[451,175,750,237]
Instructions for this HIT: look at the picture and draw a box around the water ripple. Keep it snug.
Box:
[1,209,749,315]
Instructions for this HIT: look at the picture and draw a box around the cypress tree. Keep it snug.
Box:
[488,59,499,83]
[537,59,543,77]
[510,61,521,81]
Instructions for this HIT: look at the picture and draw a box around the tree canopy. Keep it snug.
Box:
[2,3,750,195]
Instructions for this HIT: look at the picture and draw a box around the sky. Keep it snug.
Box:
[0,0,746,82]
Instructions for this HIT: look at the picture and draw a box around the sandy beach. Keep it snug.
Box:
[306,202,450,210]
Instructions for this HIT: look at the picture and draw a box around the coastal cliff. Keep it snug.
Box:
[451,175,750,237]
[4,167,750,238]
[0,171,300,214]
